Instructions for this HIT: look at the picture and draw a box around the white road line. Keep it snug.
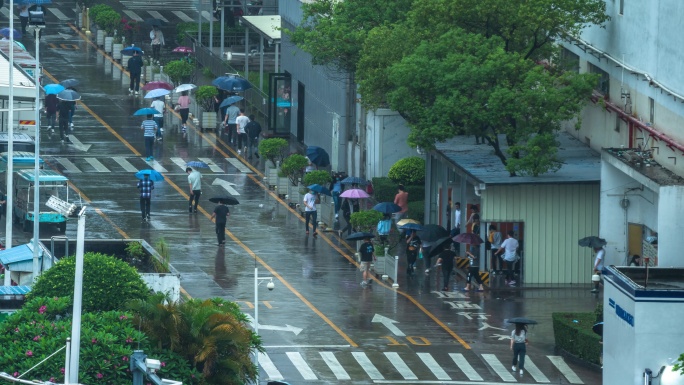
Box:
[320,352,350,380]
[263,345,352,348]
[417,352,451,380]
[385,352,418,380]
[113,157,138,172]
[142,158,168,173]
[84,158,110,172]
[352,352,384,380]
[482,354,517,382]
[257,352,283,381]
[172,11,195,22]
[48,8,70,21]
[57,158,81,173]
[200,10,217,22]
[170,157,188,171]
[122,10,144,22]
[285,352,317,380]
[146,11,168,22]
[524,357,550,383]
[199,157,224,173]
[226,158,252,173]
[448,353,483,381]
[548,356,584,384]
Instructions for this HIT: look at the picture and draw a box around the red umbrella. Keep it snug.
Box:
[452,232,484,245]
[142,81,173,91]
[172,46,194,53]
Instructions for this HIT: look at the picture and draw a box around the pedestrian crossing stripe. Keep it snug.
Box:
[258,351,584,383]
[48,156,252,174]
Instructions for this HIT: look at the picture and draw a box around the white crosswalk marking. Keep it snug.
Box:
[417,352,451,380]
[482,354,517,382]
[286,352,317,380]
[170,157,188,171]
[113,157,138,172]
[84,158,110,172]
[48,8,70,21]
[122,10,143,22]
[200,10,217,22]
[257,352,283,381]
[226,158,252,173]
[0,8,19,20]
[143,158,168,173]
[449,353,483,381]
[199,157,224,172]
[57,158,82,173]
[146,11,168,22]
[385,352,417,380]
[352,352,384,380]
[172,11,195,22]
[548,355,584,384]
[524,357,550,383]
[121,0,197,11]
[320,352,350,380]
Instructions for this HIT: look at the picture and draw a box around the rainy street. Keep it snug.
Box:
[4,3,603,384]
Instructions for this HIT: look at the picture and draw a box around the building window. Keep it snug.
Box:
[588,62,610,96]
[649,97,655,124]
[619,0,624,15]
[560,47,580,73]
[615,116,621,132]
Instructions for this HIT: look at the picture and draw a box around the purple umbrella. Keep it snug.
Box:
[340,189,369,199]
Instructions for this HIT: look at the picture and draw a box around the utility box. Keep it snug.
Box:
[603,266,684,385]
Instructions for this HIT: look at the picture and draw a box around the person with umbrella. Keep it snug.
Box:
[405,229,421,275]
[358,235,376,286]
[435,244,457,291]
[186,167,202,213]
[56,98,73,143]
[177,91,191,133]
[150,96,166,141]
[592,246,605,293]
[150,26,164,63]
[303,187,319,237]
[463,248,485,292]
[44,92,59,133]
[127,50,144,95]
[510,322,529,375]
[137,173,155,222]
[331,176,342,219]
[140,114,158,161]
[210,200,230,245]
[376,214,392,246]
[495,230,520,286]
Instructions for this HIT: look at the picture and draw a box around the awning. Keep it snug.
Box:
[0,243,42,272]
[240,15,281,44]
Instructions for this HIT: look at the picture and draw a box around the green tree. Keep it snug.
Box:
[303,170,332,186]
[258,138,289,167]
[195,85,218,112]
[279,154,309,186]
[350,210,383,232]
[164,60,194,85]
[388,157,425,185]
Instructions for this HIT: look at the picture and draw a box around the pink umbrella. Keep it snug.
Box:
[172,46,194,53]
[340,189,370,199]
[142,81,173,91]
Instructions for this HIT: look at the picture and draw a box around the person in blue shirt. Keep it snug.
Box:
[332,178,342,219]
[377,214,391,246]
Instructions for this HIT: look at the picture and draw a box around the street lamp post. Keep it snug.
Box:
[253,266,273,384]
[5,0,16,253]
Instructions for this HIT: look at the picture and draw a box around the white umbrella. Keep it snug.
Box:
[174,83,197,93]
[144,88,170,99]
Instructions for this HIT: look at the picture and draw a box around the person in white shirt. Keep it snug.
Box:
[186,167,202,213]
[450,202,462,252]
[235,109,250,155]
[150,97,165,141]
[592,247,605,293]
[495,230,519,286]
[303,189,318,237]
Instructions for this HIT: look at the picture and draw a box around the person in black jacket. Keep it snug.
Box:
[127,51,144,94]
[245,115,262,157]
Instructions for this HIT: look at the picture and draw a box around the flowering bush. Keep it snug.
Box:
[120,17,140,44]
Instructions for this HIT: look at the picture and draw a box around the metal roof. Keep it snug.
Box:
[0,286,31,295]
[240,15,281,43]
[1,152,43,164]
[0,42,37,100]
[16,169,68,183]
[0,243,38,265]
[434,132,601,185]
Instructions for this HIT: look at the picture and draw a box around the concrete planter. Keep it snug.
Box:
[144,65,154,82]
[78,12,83,29]
[104,36,114,53]
[113,43,123,60]
[200,111,217,131]
[96,29,106,46]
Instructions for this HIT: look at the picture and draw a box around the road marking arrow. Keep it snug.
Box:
[372,314,405,336]
[67,135,91,152]
[212,178,240,196]
[245,314,303,335]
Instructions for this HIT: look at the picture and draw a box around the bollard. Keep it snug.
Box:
[392,256,399,288]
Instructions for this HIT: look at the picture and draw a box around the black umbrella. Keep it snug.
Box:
[418,224,448,243]
[306,146,330,167]
[340,176,367,186]
[453,232,484,245]
[209,196,240,205]
[346,232,375,241]
[507,317,538,325]
[144,18,167,27]
[56,89,81,101]
[60,78,80,89]
[592,322,603,337]
[579,236,607,248]
[428,236,453,258]
[372,202,402,214]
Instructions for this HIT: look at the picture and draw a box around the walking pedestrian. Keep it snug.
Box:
[393,184,408,223]
[18,4,29,35]
[331,177,342,219]
[377,214,391,246]
[137,174,154,222]
[489,224,503,274]
[511,323,528,375]
[303,188,318,237]
[435,248,457,291]
[186,167,202,213]
[592,246,605,293]
[451,201,462,252]
[495,230,519,286]
[210,200,230,245]
[359,236,376,286]
[463,249,485,291]
[127,51,143,94]
[405,231,421,275]
[245,115,262,157]
[44,93,58,133]
[222,102,240,144]
[340,198,358,235]
[64,86,77,130]
[140,114,158,161]
[235,109,250,155]
[177,91,191,133]
[56,99,73,143]
[151,97,165,141]
[422,240,434,274]
[150,26,164,63]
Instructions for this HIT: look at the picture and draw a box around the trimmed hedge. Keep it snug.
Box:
[350,210,384,233]
[405,184,425,202]
[406,200,425,222]
[372,177,397,203]
[388,156,425,185]
[303,170,332,186]
[552,312,602,365]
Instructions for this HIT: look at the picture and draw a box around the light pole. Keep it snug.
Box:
[5,0,16,253]
[253,266,274,384]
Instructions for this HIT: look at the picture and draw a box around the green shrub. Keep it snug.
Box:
[94,9,121,35]
[29,252,150,312]
[163,60,194,85]
[350,210,383,233]
[88,4,113,24]
[372,177,397,203]
[202,66,214,78]
[303,170,332,187]
[552,312,602,365]
[388,156,426,185]
[279,154,309,186]
[405,184,425,201]
[259,138,289,167]
[195,85,218,112]
[407,200,425,222]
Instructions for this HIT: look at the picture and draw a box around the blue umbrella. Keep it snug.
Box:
[308,184,331,196]
[15,0,52,4]
[121,46,143,56]
[212,76,252,92]
[340,176,367,186]
[0,28,22,39]
[135,169,164,181]
[56,89,81,101]
[219,95,244,108]
[373,202,402,214]
[44,84,65,95]
[186,161,209,169]
[306,146,330,167]
[133,108,160,116]
[144,88,170,99]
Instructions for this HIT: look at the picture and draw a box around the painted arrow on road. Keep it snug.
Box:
[212,178,240,196]
[245,314,303,335]
[372,314,405,336]
[67,135,91,152]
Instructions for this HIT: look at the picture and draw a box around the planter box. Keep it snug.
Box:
[96,29,106,46]
[200,111,217,131]
[113,43,123,60]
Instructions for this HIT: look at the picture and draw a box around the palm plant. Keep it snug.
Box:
[127,292,184,351]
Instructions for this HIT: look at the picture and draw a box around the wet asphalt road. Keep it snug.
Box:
[5,3,604,384]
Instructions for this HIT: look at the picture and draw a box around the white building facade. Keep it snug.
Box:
[562,0,684,267]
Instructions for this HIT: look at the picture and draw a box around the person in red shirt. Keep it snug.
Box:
[393,184,408,222]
